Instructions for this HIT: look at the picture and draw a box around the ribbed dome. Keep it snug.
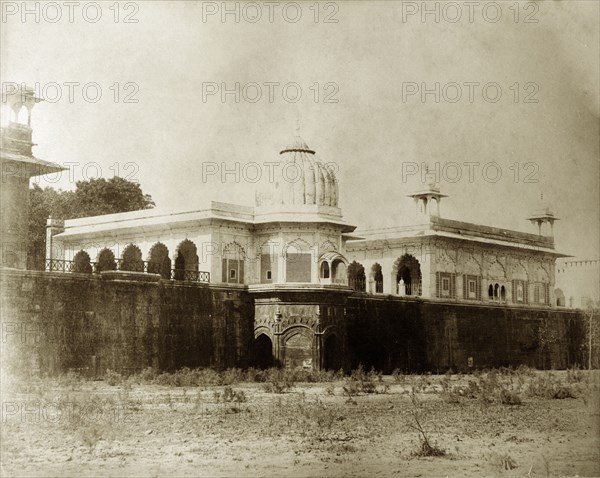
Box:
[255,135,339,208]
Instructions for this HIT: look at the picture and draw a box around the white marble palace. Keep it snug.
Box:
[46,134,565,308]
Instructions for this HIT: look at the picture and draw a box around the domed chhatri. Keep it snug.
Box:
[255,135,339,209]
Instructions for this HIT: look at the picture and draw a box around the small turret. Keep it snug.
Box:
[527,193,559,236]
[407,168,447,218]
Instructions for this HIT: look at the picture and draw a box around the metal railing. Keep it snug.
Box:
[45,259,210,283]
[397,282,421,296]
[348,277,366,292]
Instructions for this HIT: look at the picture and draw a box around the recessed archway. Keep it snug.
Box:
[283,328,313,370]
[348,261,366,292]
[148,242,171,279]
[174,239,199,280]
[251,334,274,369]
[331,259,347,285]
[121,244,144,272]
[96,248,116,272]
[393,254,421,296]
[371,263,384,293]
[320,261,330,279]
[73,250,92,274]
[324,334,342,371]
[555,288,565,307]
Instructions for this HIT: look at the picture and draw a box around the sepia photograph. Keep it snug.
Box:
[1,1,599,476]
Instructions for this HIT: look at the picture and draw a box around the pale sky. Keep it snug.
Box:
[1,0,598,258]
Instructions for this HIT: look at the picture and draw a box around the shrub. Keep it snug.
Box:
[138,367,158,382]
[566,366,585,383]
[345,364,384,394]
[527,372,578,399]
[392,368,405,383]
[407,390,446,457]
[104,369,123,386]
[261,369,293,393]
[215,386,247,403]
[499,389,522,405]
[553,385,576,399]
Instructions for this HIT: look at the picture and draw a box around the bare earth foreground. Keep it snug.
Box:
[1,369,599,478]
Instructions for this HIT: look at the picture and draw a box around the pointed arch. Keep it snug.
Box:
[148,242,171,279]
[174,239,199,280]
[487,259,506,279]
[73,250,92,274]
[392,254,422,296]
[121,244,144,272]
[511,262,529,281]
[348,261,366,292]
[370,263,384,293]
[320,240,338,254]
[222,241,245,284]
[96,248,116,272]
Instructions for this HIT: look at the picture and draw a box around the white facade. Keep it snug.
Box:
[47,134,568,307]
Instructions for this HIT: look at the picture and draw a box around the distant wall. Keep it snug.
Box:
[0,269,253,377]
[346,296,587,373]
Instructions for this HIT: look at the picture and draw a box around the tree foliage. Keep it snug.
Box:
[28,177,155,270]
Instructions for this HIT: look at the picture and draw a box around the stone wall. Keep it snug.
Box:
[0,270,587,377]
[0,269,253,377]
[346,296,586,373]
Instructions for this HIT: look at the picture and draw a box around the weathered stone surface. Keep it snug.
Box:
[346,297,586,372]
[0,269,586,376]
[0,269,253,376]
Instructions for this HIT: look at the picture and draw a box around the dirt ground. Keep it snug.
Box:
[1,371,599,478]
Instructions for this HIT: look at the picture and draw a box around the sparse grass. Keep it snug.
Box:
[1,368,597,477]
[528,372,579,399]
[407,388,446,457]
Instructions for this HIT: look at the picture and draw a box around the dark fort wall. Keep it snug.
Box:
[346,296,586,373]
[0,270,586,376]
[0,269,254,377]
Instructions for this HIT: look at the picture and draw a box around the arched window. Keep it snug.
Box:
[488,284,494,300]
[393,254,421,296]
[555,288,565,307]
[148,242,171,279]
[371,263,383,293]
[331,259,347,285]
[121,244,144,272]
[73,250,92,274]
[347,261,366,292]
[320,261,330,279]
[174,240,199,280]
[500,285,506,301]
[494,283,500,300]
[96,249,117,272]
